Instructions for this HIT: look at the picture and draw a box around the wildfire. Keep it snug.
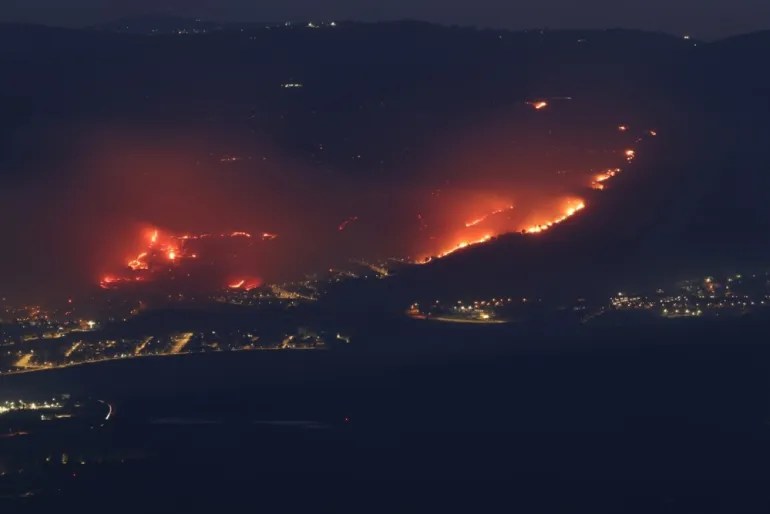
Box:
[528,100,548,110]
[100,274,144,289]
[590,168,622,190]
[102,226,272,292]
[464,205,515,228]
[437,234,493,259]
[99,275,119,289]
[128,252,148,271]
[227,277,262,291]
[618,125,628,132]
[624,149,635,162]
[524,200,586,234]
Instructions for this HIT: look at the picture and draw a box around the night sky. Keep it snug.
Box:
[1,0,769,39]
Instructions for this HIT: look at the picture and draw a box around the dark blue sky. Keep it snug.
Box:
[1,0,769,38]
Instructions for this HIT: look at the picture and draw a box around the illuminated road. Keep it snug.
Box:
[135,336,153,355]
[169,332,194,354]
[1,345,324,376]
[97,400,113,423]
[14,353,35,368]
[64,341,82,358]
[426,316,509,324]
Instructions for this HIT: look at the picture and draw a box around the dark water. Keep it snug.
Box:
[3,320,770,512]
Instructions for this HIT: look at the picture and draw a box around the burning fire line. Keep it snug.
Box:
[419,126,657,263]
[590,168,622,190]
[523,201,586,234]
[464,205,515,228]
[227,277,262,291]
[100,228,275,290]
[426,234,495,261]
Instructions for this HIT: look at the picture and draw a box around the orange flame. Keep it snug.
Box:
[524,200,586,234]
[437,234,493,258]
[591,168,621,189]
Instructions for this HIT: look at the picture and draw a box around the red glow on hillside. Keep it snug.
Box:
[100,226,272,293]
[227,277,262,290]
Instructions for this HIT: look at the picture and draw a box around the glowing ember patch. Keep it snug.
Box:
[100,275,118,289]
[591,168,621,189]
[529,101,548,110]
[230,231,252,238]
[618,125,628,131]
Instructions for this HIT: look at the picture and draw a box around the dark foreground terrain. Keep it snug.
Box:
[3,316,770,513]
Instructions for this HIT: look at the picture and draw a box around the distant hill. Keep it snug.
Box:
[89,14,226,34]
[0,21,768,300]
